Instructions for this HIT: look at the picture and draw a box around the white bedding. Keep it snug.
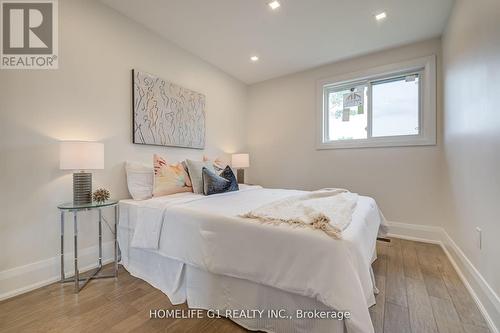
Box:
[240,188,358,239]
[118,241,345,333]
[119,185,383,333]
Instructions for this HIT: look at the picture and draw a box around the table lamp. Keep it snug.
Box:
[60,141,104,204]
[231,153,250,184]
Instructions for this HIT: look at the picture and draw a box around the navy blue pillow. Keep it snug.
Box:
[219,165,239,192]
[202,166,239,195]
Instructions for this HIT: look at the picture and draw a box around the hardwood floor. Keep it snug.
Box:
[0,239,490,333]
[371,238,490,333]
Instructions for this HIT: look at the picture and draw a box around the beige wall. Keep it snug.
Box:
[0,0,247,272]
[442,0,500,319]
[247,39,444,226]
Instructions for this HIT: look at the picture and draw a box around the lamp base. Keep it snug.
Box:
[73,172,92,204]
[236,169,245,184]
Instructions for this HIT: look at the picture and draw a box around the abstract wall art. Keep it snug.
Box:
[132,70,206,149]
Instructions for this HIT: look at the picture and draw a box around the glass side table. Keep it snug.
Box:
[57,200,119,293]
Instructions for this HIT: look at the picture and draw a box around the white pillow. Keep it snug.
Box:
[125,161,153,200]
[185,159,215,194]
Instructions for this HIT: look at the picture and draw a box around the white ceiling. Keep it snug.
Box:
[101,0,454,84]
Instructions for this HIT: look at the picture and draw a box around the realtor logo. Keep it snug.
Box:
[1,0,58,69]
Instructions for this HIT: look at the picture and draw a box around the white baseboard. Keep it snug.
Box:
[0,241,115,301]
[386,221,500,333]
[386,221,443,244]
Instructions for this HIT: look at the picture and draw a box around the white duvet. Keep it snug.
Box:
[123,185,384,333]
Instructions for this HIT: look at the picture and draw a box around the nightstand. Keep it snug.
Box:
[57,200,119,293]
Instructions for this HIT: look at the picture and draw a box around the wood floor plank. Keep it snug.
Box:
[440,262,488,328]
[448,284,488,329]
[130,316,172,333]
[401,240,424,280]
[64,297,137,331]
[406,277,438,333]
[109,313,151,333]
[384,301,411,333]
[416,244,451,300]
[439,255,463,286]
[0,240,490,333]
[430,296,464,333]
[385,239,408,307]
[462,323,491,333]
[0,284,68,323]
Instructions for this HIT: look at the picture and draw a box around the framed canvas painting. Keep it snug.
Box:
[132,70,206,149]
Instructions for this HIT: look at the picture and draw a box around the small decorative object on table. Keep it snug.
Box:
[93,188,110,203]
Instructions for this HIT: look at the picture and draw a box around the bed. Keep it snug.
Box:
[118,185,384,333]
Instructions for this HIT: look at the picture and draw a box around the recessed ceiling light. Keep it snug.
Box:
[375,12,387,21]
[250,56,259,62]
[268,1,280,10]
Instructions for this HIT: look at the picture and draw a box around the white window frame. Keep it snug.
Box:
[316,55,436,149]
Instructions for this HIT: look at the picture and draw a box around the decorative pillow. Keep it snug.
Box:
[203,155,228,172]
[125,161,153,200]
[219,166,239,192]
[202,166,239,195]
[153,154,192,197]
[185,159,215,194]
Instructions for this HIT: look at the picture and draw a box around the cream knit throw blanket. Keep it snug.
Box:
[240,189,358,239]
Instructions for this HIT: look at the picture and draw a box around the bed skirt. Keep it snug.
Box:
[119,225,346,333]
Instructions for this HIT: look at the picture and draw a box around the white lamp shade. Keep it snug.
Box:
[232,153,250,168]
[60,141,104,170]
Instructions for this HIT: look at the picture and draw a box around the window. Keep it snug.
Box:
[317,56,436,149]
[372,75,420,137]
[326,83,368,141]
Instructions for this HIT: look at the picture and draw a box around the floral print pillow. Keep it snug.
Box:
[153,154,192,196]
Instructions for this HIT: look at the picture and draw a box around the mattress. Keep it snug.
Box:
[118,185,382,333]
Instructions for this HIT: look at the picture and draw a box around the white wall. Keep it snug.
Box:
[2,3,499,327]
[0,0,247,297]
[247,39,444,227]
[442,0,500,326]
